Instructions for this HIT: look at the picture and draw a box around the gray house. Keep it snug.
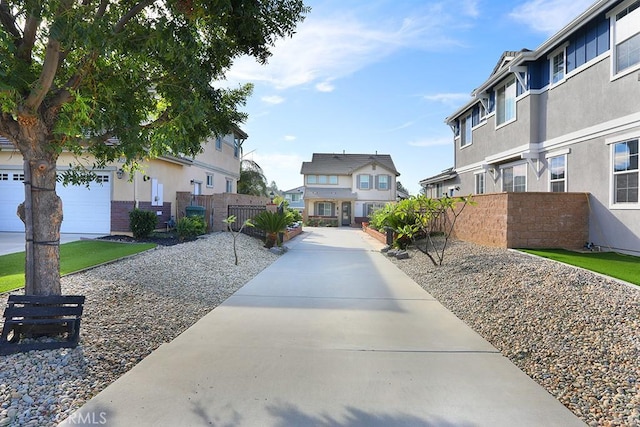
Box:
[300,153,400,226]
[421,0,639,255]
[283,186,305,212]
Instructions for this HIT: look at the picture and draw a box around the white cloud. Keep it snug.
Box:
[252,152,306,191]
[261,95,285,105]
[225,4,469,90]
[315,81,335,93]
[408,137,452,147]
[423,93,471,106]
[509,0,595,35]
[284,135,296,141]
[461,0,480,18]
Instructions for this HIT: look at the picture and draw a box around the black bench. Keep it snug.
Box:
[0,294,85,355]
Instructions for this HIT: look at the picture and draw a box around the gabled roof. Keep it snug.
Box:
[300,153,399,176]
[489,49,531,76]
[419,167,457,186]
[284,185,305,193]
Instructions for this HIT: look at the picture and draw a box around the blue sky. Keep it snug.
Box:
[224,0,595,195]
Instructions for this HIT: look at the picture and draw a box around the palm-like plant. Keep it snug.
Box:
[251,210,294,248]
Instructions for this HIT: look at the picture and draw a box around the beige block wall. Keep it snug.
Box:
[451,192,589,249]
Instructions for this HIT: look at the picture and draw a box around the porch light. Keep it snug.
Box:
[116,169,124,179]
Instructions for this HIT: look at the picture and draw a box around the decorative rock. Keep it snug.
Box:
[381,245,391,253]
[395,250,409,260]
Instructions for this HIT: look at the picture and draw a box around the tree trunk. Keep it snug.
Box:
[15,127,63,295]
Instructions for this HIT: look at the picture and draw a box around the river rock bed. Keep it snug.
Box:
[391,240,640,427]
[0,232,278,427]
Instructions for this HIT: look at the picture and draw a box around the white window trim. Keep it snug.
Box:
[607,0,640,80]
[206,174,214,188]
[548,42,569,88]
[608,136,639,209]
[500,161,528,192]
[548,154,568,193]
[461,113,473,148]
[495,77,517,129]
[474,171,486,195]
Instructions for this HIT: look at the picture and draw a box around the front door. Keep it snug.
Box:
[341,202,351,226]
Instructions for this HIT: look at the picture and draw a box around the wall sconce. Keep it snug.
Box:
[455,186,460,191]
[143,175,151,182]
[116,169,124,179]
[190,179,195,185]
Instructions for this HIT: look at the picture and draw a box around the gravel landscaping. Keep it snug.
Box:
[0,232,278,427]
[390,240,640,427]
[0,233,638,426]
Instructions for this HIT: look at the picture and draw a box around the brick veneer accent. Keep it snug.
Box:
[110,201,172,233]
[451,192,589,249]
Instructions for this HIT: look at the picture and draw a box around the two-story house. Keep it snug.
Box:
[0,126,247,234]
[282,186,305,213]
[420,0,639,255]
[300,153,400,226]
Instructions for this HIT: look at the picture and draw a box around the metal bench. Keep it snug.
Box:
[0,294,85,355]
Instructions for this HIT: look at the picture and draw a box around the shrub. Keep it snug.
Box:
[129,209,157,239]
[177,216,206,240]
[251,210,293,248]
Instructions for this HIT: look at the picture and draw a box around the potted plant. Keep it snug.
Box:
[251,210,294,248]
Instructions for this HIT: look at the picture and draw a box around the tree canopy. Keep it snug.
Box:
[0,0,309,295]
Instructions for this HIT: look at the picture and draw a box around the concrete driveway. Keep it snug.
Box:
[0,232,104,256]
[59,227,584,427]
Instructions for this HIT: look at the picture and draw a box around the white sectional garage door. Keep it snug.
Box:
[0,170,111,234]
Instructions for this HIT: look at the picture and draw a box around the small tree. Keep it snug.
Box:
[223,215,254,266]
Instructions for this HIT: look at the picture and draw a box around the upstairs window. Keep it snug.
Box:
[358,174,371,190]
[613,139,639,203]
[496,78,516,126]
[215,136,222,151]
[376,175,389,190]
[225,178,233,193]
[461,113,473,147]
[551,50,565,84]
[233,138,239,158]
[612,0,640,75]
[206,174,214,188]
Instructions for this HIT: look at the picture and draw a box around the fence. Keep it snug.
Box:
[228,205,266,239]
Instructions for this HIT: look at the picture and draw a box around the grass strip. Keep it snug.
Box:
[0,240,156,294]
[519,249,640,286]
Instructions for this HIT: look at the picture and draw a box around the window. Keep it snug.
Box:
[306,175,317,184]
[0,173,8,181]
[475,173,485,195]
[551,51,565,84]
[496,77,516,126]
[613,139,639,203]
[206,174,214,188]
[215,136,222,151]
[225,178,233,193]
[329,175,338,184]
[358,174,371,190]
[233,138,239,158]
[317,202,333,216]
[95,174,109,183]
[364,202,385,217]
[290,193,301,202]
[461,113,472,147]
[376,175,389,190]
[12,173,24,181]
[502,163,527,192]
[193,181,202,195]
[318,175,328,184]
[549,155,566,192]
[613,0,640,74]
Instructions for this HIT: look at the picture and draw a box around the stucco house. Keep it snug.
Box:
[283,186,305,213]
[420,0,639,255]
[0,126,247,234]
[300,153,400,226]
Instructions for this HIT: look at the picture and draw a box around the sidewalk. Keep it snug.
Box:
[59,227,584,426]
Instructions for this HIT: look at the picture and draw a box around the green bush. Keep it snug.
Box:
[177,216,207,240]
[129,209,158,239]
[306,217,338,227]
[251,210,293,248]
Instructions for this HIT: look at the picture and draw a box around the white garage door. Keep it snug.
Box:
[0,170,111,234]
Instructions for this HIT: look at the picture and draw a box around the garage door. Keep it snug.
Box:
[0,170,111,234]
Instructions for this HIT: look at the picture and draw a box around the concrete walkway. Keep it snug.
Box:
[59,227,584,427]
[0,232,103,256]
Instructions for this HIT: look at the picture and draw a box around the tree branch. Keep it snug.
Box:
[0,1,21,39]
[17,12,41,63]
[114,0,156,34]
[96,0,109,19]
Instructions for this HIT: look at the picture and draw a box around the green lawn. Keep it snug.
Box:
[0,240,156,294]
[519,249,640,286]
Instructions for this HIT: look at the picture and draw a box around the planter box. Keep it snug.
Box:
[363,225,387,244]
